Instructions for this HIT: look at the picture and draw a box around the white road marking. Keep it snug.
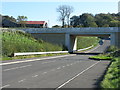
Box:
[85,45,100,53]
[18,79,26,83]
[32,75,38,77]
[3,65,32,71]
[0,55,75,66]
[42,72,47,74]
[70,64,73,65]
[57,67,61,70]
[55,61,100,90]
[62,66,65,68]
[0,84,10,89]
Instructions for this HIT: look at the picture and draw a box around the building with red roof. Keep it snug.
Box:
[25,21,47,28]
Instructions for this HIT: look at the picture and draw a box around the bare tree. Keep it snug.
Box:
[56,5,74,28]
[66,6,74,27]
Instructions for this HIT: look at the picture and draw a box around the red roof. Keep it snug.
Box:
[25,21,46,24]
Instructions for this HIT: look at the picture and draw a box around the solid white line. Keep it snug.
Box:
[0,55,75,66]
[0,84,10,89]
[55,61,100,90]
[3,65,32,71]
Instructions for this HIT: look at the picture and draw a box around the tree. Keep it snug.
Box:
[80,13,97,27]
[65,6,74,27]
[17,16,27,27]
[95,13,113,27]
[70,16,80,27]
[56,5,74,28]
[3,15,17,22]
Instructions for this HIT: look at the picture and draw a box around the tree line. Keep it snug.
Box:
[70,13,120,27]
[55,5,120,28]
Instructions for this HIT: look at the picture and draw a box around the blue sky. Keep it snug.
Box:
[1,1,119,27]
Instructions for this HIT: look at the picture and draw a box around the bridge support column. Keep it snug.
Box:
[65,34,77,53]
[111,32,120,48]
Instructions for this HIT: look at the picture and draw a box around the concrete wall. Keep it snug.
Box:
[31,33,65,46]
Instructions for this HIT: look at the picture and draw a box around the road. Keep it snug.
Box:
[1,40,110,89]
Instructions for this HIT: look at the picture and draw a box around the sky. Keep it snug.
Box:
[1,0,120,27]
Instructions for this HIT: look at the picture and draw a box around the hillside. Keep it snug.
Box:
[2,30,63,57]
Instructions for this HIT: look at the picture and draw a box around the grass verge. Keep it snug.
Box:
[101,57,120,88]
[89,54,112,60]
[2,53,69,61]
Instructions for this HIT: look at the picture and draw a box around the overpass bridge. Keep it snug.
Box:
[22,27,120,52]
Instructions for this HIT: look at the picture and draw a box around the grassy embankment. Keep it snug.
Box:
[2,29,99,60]
[89,46,120,88]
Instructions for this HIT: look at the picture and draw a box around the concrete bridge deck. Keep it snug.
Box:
[21,27,120,52]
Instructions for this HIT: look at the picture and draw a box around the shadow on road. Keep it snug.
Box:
[71,52,101,55]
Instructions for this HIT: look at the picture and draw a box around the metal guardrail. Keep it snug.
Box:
[14,45,94,56]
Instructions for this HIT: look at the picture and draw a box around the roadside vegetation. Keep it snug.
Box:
[77,36,99,49]
[2,29,63,57]
[2,29,99,60]
[90,46,120,88]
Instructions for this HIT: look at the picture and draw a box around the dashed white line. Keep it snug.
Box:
[57,67,61,70]
[70,64,73,65]
[55,61,100,90]
[18,79,26,83]
[62,66,65,68]
[42,72,47,74]
[32,75,38,77]
[0,84,10,89]
[3,65,32,71]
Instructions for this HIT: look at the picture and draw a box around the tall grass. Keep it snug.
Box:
[101,57,120,88]
[100,46,120,88]
[2,30,63,57]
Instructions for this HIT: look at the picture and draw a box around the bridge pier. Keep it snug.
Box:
[65,34,77,53]
[111,32,120,48]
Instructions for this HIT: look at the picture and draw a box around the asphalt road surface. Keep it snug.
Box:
[1,40,111,89]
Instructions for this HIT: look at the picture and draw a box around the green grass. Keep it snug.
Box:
[101,57,120,88]
[98,47,120,88]
[2,30,63,57]
[89,46,120,88]
[89,54,112,60]
[77,36,99,49]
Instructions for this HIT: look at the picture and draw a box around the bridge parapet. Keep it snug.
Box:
[22,27,119,34]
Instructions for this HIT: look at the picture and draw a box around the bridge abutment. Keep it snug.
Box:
[111,32,120,48]
[65,34,77,52]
